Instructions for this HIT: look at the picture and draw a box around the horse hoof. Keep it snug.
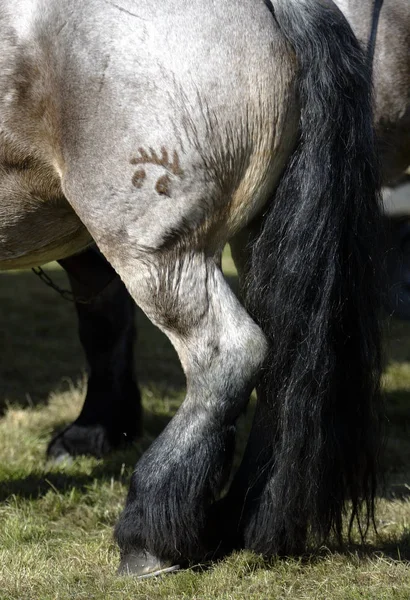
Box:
[118,550,180,578]
[47,423,112,460]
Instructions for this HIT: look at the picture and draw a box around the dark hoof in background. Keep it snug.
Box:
[118,550,180,578]
[47,423,125,460]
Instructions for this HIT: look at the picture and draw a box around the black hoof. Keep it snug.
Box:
[118,550,180,578]
[47,423,117,460]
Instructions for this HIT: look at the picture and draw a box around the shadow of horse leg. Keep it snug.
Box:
[106,249,268,573]
[47,246,142,460]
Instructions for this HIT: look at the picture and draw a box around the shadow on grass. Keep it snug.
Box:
[369,532,410,561]
[312,533,410,562]
[0,448,138,503]
[0,397,181,502]
[3,461,410,565]
[0,400,176,503]
[235,533,410,569]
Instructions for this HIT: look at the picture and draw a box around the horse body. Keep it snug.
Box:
[0,0,383,576]
[39,0,410,462]
[0,1,92,268]
[0,0,296,270]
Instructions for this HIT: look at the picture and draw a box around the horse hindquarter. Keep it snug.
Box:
[55,0,297,571]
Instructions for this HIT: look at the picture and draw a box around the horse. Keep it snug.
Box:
[0,0,383,577]
[45,0,410,462]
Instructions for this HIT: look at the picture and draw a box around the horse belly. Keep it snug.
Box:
[0,171,92,270]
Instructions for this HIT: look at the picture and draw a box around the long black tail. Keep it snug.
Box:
[246,0,383,550]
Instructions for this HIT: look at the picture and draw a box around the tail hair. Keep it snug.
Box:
[246,0,383,551]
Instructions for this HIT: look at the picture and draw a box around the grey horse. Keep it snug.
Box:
[40,0,410,462]
[0,0,382,576]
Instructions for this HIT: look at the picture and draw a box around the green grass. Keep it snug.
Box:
[0,255,410,599]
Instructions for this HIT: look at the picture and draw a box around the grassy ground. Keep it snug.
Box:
[0,255,410,599]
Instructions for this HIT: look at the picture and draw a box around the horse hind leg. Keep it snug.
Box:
[109,246,267,573]
[62,165,268,571]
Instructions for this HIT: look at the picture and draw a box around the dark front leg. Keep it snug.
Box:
[47,247,142,459]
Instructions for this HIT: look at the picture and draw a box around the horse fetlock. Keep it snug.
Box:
[115,416,236,562]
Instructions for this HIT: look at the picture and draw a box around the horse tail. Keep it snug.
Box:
[246,0,383,550]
